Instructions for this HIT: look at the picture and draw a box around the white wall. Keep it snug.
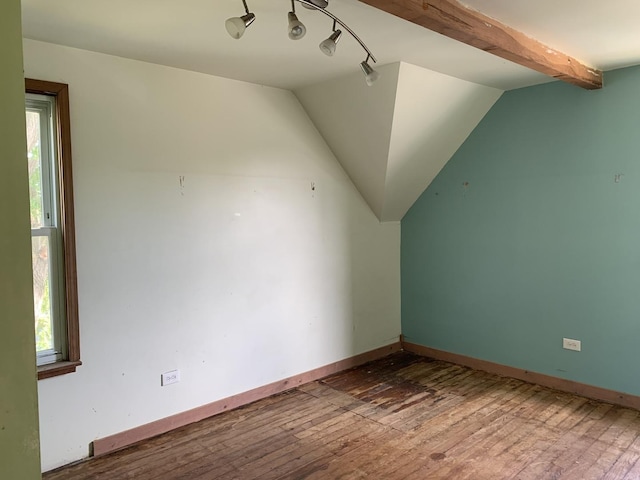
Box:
[23,39,401,472]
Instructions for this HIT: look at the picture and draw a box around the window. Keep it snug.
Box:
[25,79,81,380]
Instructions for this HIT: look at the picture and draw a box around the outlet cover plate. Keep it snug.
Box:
[563,338,581,352]
[161,369,180,386]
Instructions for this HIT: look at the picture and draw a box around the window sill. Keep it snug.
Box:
[38,360,82,380]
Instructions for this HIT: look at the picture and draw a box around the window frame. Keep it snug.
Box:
[26,78,81,380]
[27,96,64,366]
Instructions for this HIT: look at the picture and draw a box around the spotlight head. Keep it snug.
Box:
[319,29,342,56]
[287,12,306,40]
[360,60,380,86]
[225,13,256,39]
[301,0,329,9]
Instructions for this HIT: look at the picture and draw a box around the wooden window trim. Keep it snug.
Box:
[26,78,81,380]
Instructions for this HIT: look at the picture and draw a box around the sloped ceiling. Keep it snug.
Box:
[20,0,640,222]
[296,62,502,221]
[296,63,399,219]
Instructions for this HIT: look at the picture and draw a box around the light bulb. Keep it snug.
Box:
[319,30,342,56]
[360,61,380,86]
[287,12,306,40]
[225,13,255,39]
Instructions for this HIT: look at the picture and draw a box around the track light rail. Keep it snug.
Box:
[295,0,376,64]
[225,0,380,85]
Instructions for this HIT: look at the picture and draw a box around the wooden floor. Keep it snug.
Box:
[44,353,640,479]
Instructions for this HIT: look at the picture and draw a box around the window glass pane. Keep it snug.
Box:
[26,110,44,228]
[32,235,53,352]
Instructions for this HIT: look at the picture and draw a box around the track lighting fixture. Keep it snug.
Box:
[360,57,380,87]
[319,29,342,56]
[225,0,379,86]
[301,0,328,9]
[287,10,306,40]
[225,0,256,39]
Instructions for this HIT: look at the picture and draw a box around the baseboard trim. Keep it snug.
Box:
[402,340,640,411]
[92,340,402,456]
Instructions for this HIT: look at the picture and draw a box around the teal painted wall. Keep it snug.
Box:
[402,65,640,396]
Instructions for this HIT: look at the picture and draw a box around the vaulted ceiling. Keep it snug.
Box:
[21,0,640,221]
[296,62,502,221]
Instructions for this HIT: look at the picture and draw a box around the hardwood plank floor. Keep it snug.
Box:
[44,353,640,479]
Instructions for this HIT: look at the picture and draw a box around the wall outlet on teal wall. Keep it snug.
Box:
[562,338,581,352]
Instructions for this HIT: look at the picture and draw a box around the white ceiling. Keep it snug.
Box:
[20,0,640,222]
[21,0,640,92]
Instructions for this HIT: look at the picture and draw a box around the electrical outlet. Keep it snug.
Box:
[563,338,581,352]
[161,369,180,386]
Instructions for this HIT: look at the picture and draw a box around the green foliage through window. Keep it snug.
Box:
[26,109,54,353]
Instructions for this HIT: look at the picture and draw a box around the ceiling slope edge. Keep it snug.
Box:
[296,61,503,222]
[382,62,503,221]
[295,63,401,220]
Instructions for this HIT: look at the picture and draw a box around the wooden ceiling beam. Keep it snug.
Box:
[359,0,603,89]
